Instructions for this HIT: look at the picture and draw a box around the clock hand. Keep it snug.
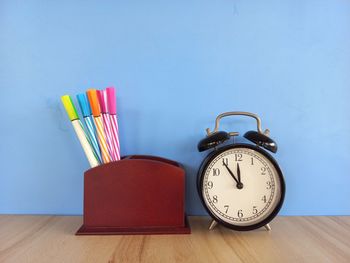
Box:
[237,163,241,183]
[223,163,243,189]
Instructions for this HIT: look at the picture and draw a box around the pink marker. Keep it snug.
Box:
[97,89,119,161]
[106,87,121,160]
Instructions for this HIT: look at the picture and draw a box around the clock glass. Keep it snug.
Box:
[201,146,282,227]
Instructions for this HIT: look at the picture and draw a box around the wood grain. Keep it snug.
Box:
[0,216,349,263]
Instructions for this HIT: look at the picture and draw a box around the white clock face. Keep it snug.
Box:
[201,147,282,227]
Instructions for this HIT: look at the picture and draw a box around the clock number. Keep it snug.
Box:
[212,195,218,203]
[252,206,258,214]
[251,157,254,165]
[261,167,267,175]
[207,181,213,189]
[235,154,243,162]
[262,195,267,203]
[213,168,220,176]
[266,181,272,189]
[222,158,228,166]
[237,210,243,218]
[224,205,229,213]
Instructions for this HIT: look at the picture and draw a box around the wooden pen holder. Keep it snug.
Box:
[76,155,191,235]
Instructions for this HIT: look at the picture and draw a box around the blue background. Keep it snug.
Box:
[1,0,349,216]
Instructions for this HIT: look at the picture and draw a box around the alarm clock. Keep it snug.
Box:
[197,112,285,231]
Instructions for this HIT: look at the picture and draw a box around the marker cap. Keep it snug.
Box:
[61,95,79,121]
[106,87,117,115]
[86,89,101,117]
[97,90,108,113]
[76,93,91,117]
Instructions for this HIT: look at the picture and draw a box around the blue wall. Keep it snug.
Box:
[1,0,350,215]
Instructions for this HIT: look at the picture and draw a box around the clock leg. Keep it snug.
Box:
[209,220,218,230]
[264,224,271,231]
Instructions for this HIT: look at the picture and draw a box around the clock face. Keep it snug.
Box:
[199,145,284,229]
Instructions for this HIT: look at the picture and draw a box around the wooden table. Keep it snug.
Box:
[0,216,349,262]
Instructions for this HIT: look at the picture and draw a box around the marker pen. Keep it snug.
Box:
[97,89,118,161]
[61,95,99,167]
[86,89,111,163]
[106,87,121,160]
[77,93,102,164]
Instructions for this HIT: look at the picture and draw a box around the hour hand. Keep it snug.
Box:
[223,163,241,188]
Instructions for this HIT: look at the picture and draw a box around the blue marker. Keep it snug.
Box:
[77,93,102,163]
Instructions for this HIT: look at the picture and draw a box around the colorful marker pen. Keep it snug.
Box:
[97,89,118,161]
[86,89,111,164]
[77,93,102,164]
[106,87,121,160]
[61,95,99,168]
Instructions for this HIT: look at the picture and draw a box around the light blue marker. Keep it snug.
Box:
[77,93,102,164]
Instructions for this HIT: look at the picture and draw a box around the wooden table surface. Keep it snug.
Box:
[0,216,349,263]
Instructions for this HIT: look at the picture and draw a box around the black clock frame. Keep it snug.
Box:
[197,142,286,231]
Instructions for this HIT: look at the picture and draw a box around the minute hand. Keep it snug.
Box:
[223,163,239,185]
[237,163,241,183]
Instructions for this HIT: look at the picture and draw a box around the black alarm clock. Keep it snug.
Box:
[197,112,285,231]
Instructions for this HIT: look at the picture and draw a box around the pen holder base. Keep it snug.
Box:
[76,155,191,235]
[76,216,190,235]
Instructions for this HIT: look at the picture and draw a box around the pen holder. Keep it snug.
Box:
[76,155,191,235]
